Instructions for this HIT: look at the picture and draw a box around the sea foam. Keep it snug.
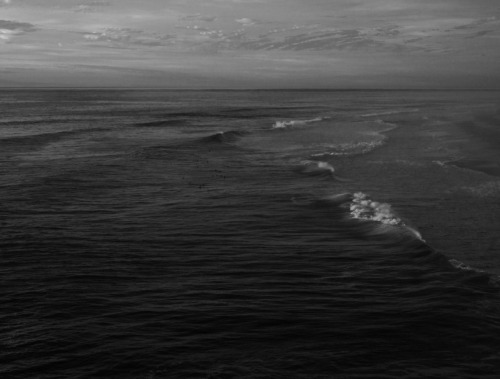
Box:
[311,140,385,158]
[271,117,329,130]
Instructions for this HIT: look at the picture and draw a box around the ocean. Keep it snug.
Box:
[1,89,500,378]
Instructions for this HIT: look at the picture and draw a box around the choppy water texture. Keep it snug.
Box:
[1,90,500,378]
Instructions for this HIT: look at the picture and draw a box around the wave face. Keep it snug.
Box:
[1,89,500,379]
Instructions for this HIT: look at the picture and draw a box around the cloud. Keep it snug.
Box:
[74,5,94,13]
[236,18,259,26]
[0,0,12,6]
[73,1,111,13]
[180,14,217,22]
[0,20,35,32]
[224,26,411,52]
[83,0,111,5]
[0,20,37,42]
[83,27,175,47]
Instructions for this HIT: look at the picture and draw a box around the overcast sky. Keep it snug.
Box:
[1,0,499,88]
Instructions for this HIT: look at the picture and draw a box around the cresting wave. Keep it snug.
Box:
[271,116,329,129]
[293,160,350,181]
[201,130,250,143]
[294,160,335,177]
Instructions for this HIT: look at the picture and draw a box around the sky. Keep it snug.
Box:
[1,0,499,88]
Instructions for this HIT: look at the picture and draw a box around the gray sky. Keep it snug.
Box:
[1,0,499,88]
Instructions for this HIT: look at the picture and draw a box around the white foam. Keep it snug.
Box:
[348,192,424,240]
[457,181,500,198]
[350,192,403,226]
[311,140,385,157]
[271,116,329,130]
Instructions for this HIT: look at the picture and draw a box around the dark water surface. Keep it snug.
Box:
[1,90,500,378]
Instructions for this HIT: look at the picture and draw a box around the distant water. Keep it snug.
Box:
[1,90,500,378]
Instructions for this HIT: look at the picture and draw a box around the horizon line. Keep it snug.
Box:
[2,87,500,91]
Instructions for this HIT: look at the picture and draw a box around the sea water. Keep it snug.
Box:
[1,90,500,378]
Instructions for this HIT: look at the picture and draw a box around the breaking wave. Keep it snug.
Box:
[349,192,403,225]
[349,192,423,240]
[312,191,500,285]
[315,192,423,241]
[294,160,335,178]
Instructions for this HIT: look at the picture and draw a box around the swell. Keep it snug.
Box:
[458,111,500,149]
[0,118,99,126]
[133,119,190,128]
[444,112,500,177]
[201,130,250,144]
[0,128,110,148]
[136,130,250,160]
[447,158,500,177]
[150,106,319,120]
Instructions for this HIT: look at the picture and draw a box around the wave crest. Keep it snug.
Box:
[201,130,249,144]
[295,160,335,177]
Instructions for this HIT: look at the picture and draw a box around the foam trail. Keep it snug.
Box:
[311,140,385,158]
[361,109,419,117]
[272,116,329,130]
[312,120,398,158]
